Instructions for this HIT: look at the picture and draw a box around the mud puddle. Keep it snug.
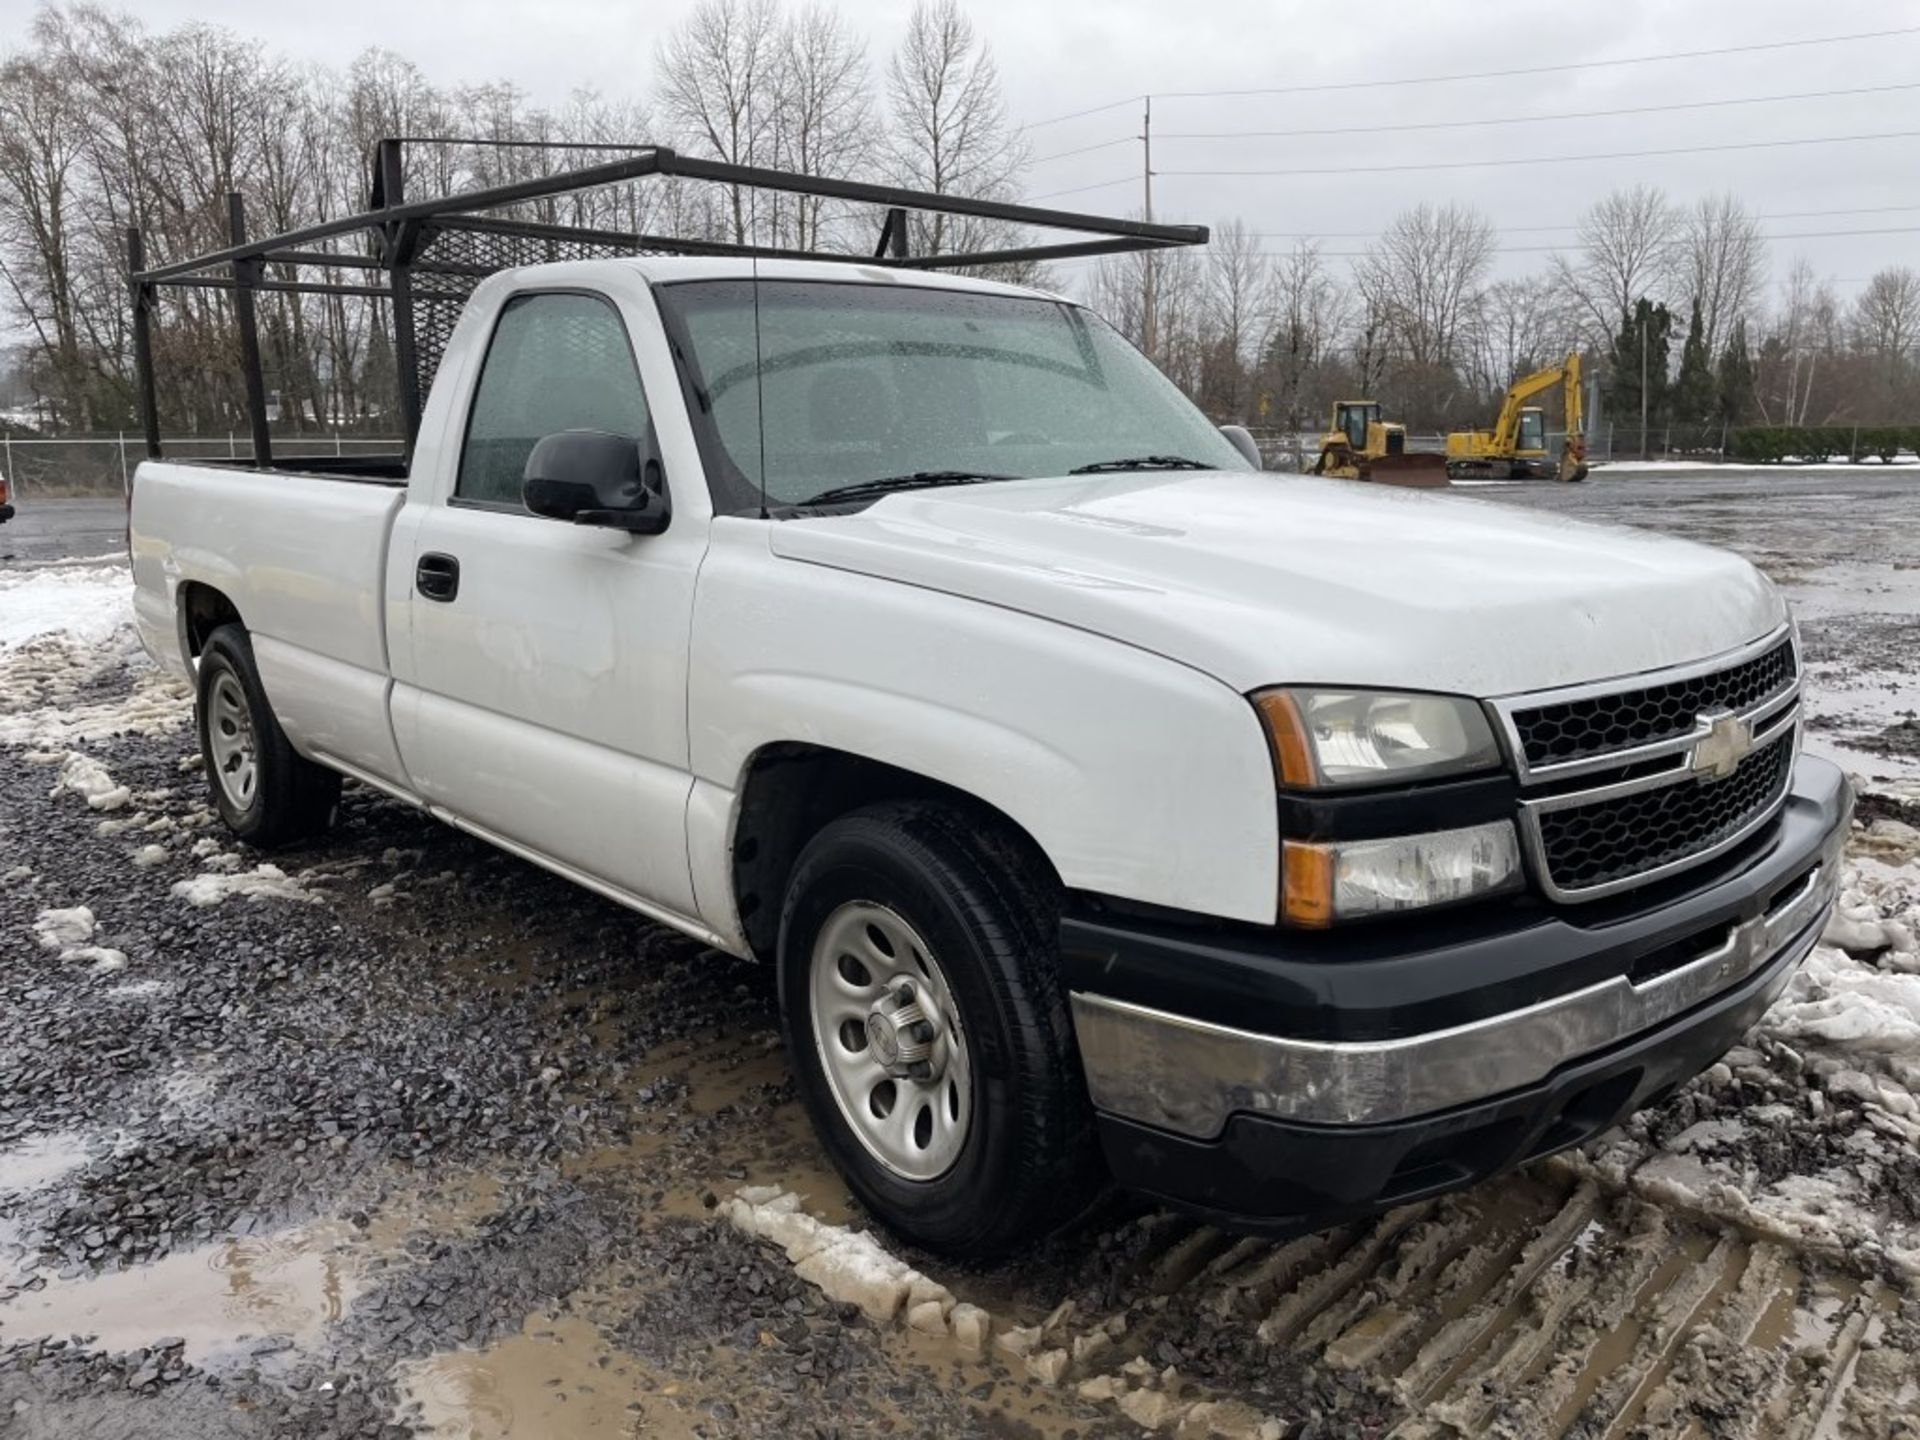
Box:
[0,1167,509,1373]
[0,1132,94,1198]
[396,1315,698,1440]
[1,1227,357,1369]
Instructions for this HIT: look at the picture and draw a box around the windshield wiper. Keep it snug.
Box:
[798,471,1013,506]
[1069,454,1213,474]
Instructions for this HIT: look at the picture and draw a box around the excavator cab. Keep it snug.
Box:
[1515,408,1546,458]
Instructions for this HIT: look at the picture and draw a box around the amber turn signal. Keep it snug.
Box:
[1253,690,1317,788]
[1281,840,1334,928]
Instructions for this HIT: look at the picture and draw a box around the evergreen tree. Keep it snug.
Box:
[1673,298,1715,426]
[1715,321,1756,427]
[1604,298,1673,442]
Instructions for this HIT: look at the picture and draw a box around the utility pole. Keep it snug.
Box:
[1639,310,1649,460]
[1141,95,1156,362]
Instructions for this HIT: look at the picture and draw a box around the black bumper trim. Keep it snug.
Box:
[1096,914,1819,1234]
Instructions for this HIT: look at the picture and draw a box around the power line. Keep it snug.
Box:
[1163,129,1920,178]
[1028,135,1137,166]
[1029,174,1141,201]
[1235,206,1920,243]
[1019,95,1142,133]
[1151,82,1920,142]
[1157,28,1920,101]
[1015,25,1920,130]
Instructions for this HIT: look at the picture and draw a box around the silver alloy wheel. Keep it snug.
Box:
[206,670,258,811]
[808,901,972,1182]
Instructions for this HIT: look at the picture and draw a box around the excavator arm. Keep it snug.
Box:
[1491,353,1581,452]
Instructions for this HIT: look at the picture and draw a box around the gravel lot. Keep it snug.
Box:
[3,472,1919,1439]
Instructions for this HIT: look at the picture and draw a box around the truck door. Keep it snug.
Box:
[390,288,703,918]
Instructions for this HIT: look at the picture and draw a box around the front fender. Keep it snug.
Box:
[688,521,1281,927]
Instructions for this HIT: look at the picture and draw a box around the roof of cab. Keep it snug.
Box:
[512,253,1071,304]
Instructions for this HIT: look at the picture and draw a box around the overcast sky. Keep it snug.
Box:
[2,0,1916,300]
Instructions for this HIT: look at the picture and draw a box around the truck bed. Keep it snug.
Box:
[130,457,411,787]
[190,454,409,484]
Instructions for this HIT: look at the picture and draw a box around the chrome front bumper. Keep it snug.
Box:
[1071,827,1842,1142]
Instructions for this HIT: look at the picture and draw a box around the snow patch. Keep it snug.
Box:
[0,563,132,652]
[32,906,96,950]
[726,1186,953,1326]
[48,752,130,811]
[104,979,173,1002]
[31,906,130,978]
[171,864,317,908]
[1605,457,1920,473]
[1766,944,1920,1067]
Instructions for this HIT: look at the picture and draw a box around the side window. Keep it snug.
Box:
[455,292,651,507]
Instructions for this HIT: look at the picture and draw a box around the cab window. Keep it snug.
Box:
[456,293,651,507]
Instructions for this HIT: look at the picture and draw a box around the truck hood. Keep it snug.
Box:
[768,472,1786,696]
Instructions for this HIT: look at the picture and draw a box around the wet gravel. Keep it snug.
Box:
[0,634,1126,1436]
[4,469,1918,1437]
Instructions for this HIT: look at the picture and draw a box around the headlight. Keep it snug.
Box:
[1283,821,1523,927]
[1254,688,1501,789]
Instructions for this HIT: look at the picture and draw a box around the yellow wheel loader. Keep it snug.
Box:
[1310,401,1450,488]
[1445,352,1589,481]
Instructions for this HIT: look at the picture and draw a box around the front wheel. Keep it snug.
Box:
[195,624,340,848]
[777,802,1103,1257]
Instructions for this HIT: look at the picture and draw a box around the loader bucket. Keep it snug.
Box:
[1558,440,1589,483]
[1362,452,1451,488]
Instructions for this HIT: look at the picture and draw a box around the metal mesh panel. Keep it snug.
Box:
[1511,638,1797,768]
[1534,733,1794,894]
[407,222,661,413]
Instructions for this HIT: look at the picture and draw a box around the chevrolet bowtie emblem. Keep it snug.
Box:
[1691,710,1754,782]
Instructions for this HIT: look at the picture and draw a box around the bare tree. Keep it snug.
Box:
[1853,266,1920,360]
[1471,273,1579,399]
[655,0,783,243]
[1255,241,1350,455]
[0,49,90,426]
[885,0,1024,257]
[1677,192,1764,357]
[1196,218,1267,419]
[1850,265,1920,420]
[1358,202,1494,423]
[1550,184,1679,347]
[773,6,872,249]
[1758,256,1842,425]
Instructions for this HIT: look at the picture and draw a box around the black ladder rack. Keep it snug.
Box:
[127,138,1207,467]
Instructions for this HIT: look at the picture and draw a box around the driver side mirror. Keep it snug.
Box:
[522,429,670,534]
[1219,424,1264,470]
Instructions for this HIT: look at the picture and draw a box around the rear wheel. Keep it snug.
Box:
[195,624,340,847]
[778,802,1103,1257]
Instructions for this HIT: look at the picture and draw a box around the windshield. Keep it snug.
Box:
[655,278,1248,511]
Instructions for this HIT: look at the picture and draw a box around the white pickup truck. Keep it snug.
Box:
[131,256,1849,1255]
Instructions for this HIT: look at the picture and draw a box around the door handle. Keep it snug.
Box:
[416,552,460,602]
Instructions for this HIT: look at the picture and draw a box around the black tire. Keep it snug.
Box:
[195,623,340,848]
[777,801,1104,1257]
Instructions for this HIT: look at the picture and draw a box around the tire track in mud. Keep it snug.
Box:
[741,1168,1918,1439]
[1063,1173,1914,1439]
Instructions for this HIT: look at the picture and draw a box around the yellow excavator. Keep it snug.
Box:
[1445,352,1588,481]
[1311,401,1450,487]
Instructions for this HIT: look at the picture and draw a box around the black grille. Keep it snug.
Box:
[1535,733,1793,893]
[1512,638,1796,768]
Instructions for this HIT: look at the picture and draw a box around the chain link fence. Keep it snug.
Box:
[1241,424,1918,471]
[0,434,404,498]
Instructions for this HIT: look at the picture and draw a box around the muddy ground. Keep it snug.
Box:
[1474,467,1920,784]
[3,471,1919,1440]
